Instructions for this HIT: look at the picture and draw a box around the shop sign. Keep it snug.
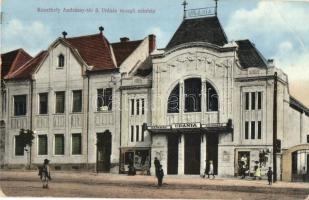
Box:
[172,122,201,129]
[147,125,171,130]
[202,123,226,128]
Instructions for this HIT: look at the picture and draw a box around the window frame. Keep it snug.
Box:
[58,54,65,68]
[13,95,27,116]
[38,134,48,156]
[71,133,82,155]
[38,93,48,115]
[97,88,113,112]
[14,135,24,156]
[54,134,65,155]
[245,121,249,140]
[72,90,83,113]
[55,91,65,114]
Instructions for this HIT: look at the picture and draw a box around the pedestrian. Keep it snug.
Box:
[39,159,51,189]
[301,167,306,182]
[208,160,215,179]
[128,154,136,176]
[267,167,273,185]
[154,157,160,176]
[156,164,164,187]
[241,164,246,179]
[202,160,207,178]
[254,165,261,180]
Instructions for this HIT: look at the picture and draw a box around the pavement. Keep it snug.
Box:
[0,170,309,198]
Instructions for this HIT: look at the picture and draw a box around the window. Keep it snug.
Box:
[185,78,201,112]
[136,99,140,115]
[58,54,64,68]
[245,121,249,139]
[72,134,81,155]
[97,88,112,111]
[54,134,64,155]
[39,93,48,114]
[251,121,255,139]
[15,135,24,156]
[55,92,65,113]
[307,135,309,143]
[141,125,145,142]
[251,92,256,110]
[245,92,249,110]
[72,90,82,113]
[167,84,179,113]
[258,92,262,110]
[14,95,27,116]
[38,135,48,155]
[131,99,135,115]
[141,99,145,115]
[136,125,139,142]
[131,126,134,142]
[258,121,262,139]
[207,82,218,111]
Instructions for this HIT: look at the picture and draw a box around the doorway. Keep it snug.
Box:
[97,130,112,172]
[206,133,218,175]
[185,133,201,174]
[168,134,179,174]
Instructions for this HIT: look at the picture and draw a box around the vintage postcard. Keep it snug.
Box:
[0,0,308,199]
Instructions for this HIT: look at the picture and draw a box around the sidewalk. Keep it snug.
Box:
[1,170,308,195]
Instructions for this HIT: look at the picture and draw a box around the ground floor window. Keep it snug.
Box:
[38,135,48,155]
[54,134,64,155]
[72,133,82,155]
[15,135,24,156]
[121,148,150,173]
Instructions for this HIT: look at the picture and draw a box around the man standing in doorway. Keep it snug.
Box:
[154,157,161,176]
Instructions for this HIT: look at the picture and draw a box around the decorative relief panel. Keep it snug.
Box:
[53,115,65,128]
[95,112,114,126]
[36,116,49,129]
[71,114,83,128]
[11,117,27,129]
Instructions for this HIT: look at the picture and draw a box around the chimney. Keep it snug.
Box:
[267,59,275,67]
[148,34,156,53]
[120,37,130,42]
[99,26,104,35]
[62,31,67,39]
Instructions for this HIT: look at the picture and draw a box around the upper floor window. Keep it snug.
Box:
[58,54,65,68]
[14,95,27,116]
[167,84,179,113]
[39,93,48,114]
[245,91,262,111]
[72,90,82,113]
[206,82,218,111]
[55,91,65,114]
[97,88,112,111]
[185,78,201,112]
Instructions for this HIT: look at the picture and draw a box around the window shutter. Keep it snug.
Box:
[55,135,64,155]
[72,134,81,155]
[38,135,48,155]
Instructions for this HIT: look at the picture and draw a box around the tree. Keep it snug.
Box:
[19,129,35,168]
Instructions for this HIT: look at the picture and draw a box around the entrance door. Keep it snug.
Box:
[185,134,201,174]
[168,134,179,174]
[97,131,112,172]
[206,133,218,175]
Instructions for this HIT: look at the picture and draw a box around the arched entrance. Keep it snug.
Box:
[96,130,112,172]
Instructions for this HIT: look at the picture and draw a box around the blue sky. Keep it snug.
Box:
[1,0,309,84]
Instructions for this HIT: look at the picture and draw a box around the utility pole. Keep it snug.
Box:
[273,72,278,182]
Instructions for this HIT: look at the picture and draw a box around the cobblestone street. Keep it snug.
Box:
[0,171,308,199]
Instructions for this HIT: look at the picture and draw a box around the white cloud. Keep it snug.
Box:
[225,1,309,81]
[2,19,52,55]
[146,27,169,49]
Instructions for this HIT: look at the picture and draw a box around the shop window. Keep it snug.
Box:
[55,91,65,113]
[97,88,112,111]
[38,135,48,155]
[72,90,82,113]
[54,134,64,155]
[58,54,64,68]
[206,82,218,111]
[15,135,24,156]
[185,78,201,112]
[14,95,27,116]
[39,93,48,114]
[72,133,81,155]
[167,84,179,113]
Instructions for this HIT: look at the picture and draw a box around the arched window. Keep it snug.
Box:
[58,54,64,68]
[167,84,179,113]
[185,78,201,112]
[206,82,218,111]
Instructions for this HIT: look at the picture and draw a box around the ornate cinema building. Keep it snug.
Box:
[1,3,309,181]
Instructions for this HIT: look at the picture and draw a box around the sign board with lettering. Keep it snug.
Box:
[172,123,201,129]
[185,7,215,19]
[147,125,171,130]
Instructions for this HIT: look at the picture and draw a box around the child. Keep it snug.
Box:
[40,159,51,189]
[267,167,273,185]
[156,165,164,187]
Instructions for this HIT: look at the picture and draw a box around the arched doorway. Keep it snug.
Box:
[96,130,112,172]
